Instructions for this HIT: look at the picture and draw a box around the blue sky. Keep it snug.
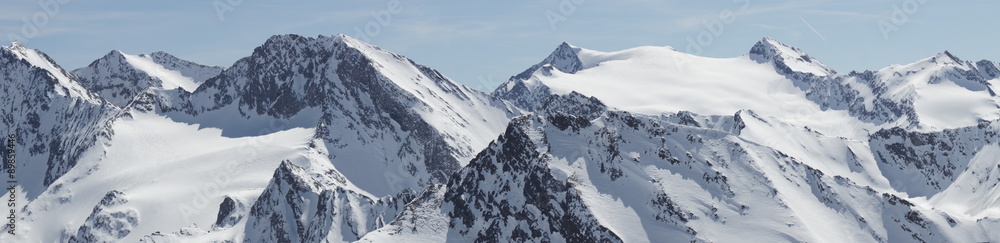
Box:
[2,0,997,91]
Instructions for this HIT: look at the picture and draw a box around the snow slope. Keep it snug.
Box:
[121,53,201,91]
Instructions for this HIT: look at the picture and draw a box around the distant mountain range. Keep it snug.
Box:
[2,34,999,242]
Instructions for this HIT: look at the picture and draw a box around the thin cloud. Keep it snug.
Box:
[391,20,503,42]
[801,9,884,20]
[746,23,787,30]
[674,1,830,31]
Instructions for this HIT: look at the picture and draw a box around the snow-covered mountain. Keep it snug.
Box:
[73,50,224,106]
[163,34,520,195]
[0,42,117,200]
[3,35,1000,242]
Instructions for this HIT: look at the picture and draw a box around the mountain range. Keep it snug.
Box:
[2,34,999,242]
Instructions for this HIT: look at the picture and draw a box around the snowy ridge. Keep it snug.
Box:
[2,42,100,103]
[749,37,836,76]
[2,42,100,102]
[871,51,1000,130]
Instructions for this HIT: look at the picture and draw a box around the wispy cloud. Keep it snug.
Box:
[674,1,830,31]
[745,23,787,30]
[801,9,883,20]
[392,20,504,42]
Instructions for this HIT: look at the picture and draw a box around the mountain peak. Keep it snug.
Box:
[557,41,577,50]
[541,41,583,72]
[74,48,223,104]
[106,49,126,58]
[333,33,357,43]
[264,33,308,43]
[930,50,963,65]
[552,41,580,56]
[758,36,782,46]
[144,51,223,70]
[509,42,584,82]
[333,34,373,49]
[254,34,375,59]
[2,42,100,102]
[4,41,32,57]
[148,51,175,59]
[83,50,129,69]
[749,37,835,76]
[10,41,25,50]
